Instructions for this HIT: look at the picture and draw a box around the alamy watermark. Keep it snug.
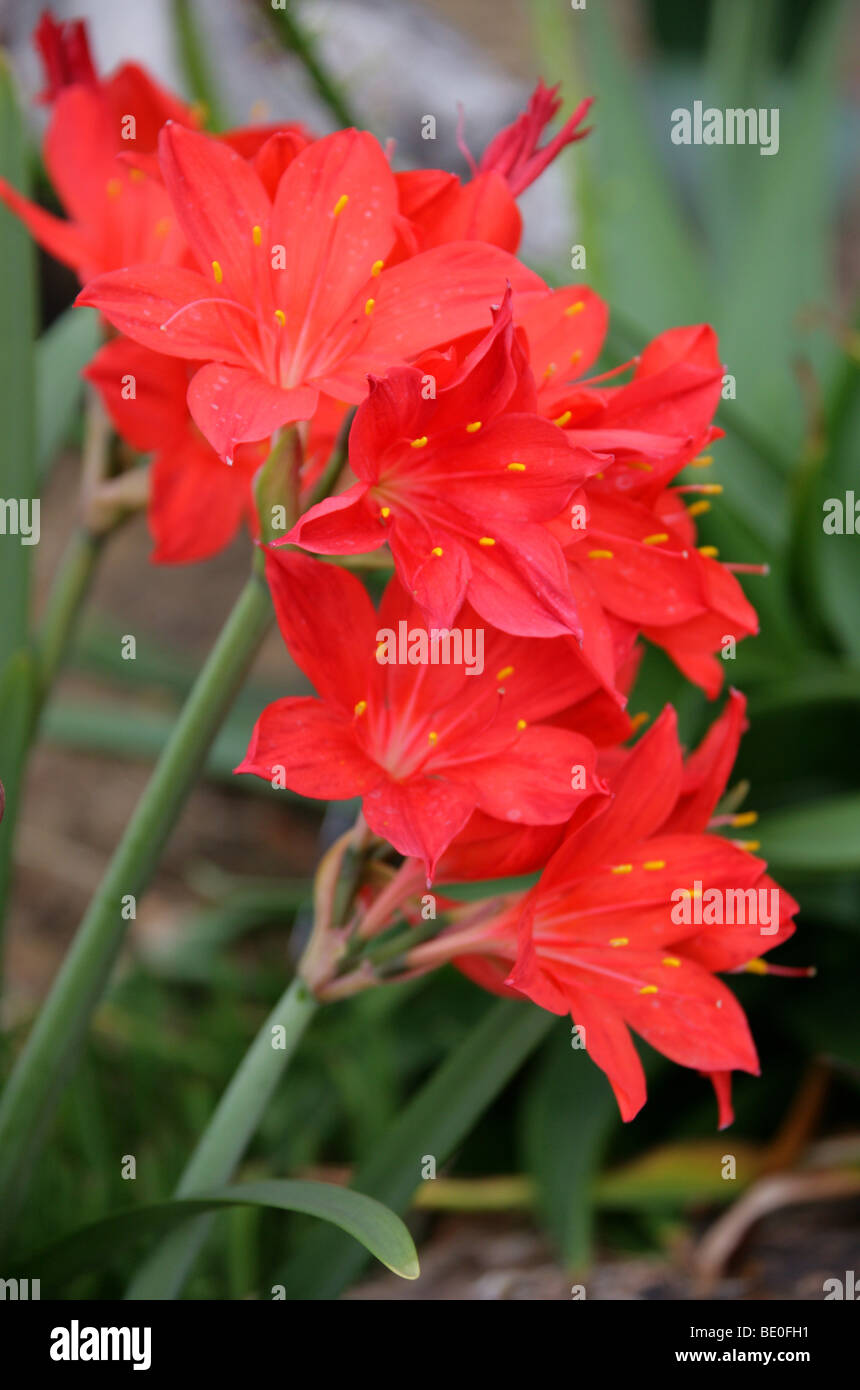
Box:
[671,102,779,157]
[375,622,484,676]
[0,498,39,545]
[670,882,781,934]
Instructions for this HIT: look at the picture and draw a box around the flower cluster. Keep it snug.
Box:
[5,13,804,1126]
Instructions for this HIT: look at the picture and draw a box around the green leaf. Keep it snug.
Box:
[36,307,100,482]
[718,0,846,455]
[0,58,37,959]
[596,1140,760,1209]
[281,998,554,1298]
[699,0,777,273]
[0,54,36,661]
[811,349,860,659]
[520,1029,616,1269]
[758,793,860,874]
[533,0,708,327]
[22,1179,419,1292]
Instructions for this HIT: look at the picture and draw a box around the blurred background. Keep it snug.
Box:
[0,0,858,1298]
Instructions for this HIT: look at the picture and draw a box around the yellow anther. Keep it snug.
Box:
[643,860,666,871]
[691,454,714,467]
[129,168,145,183]
[639,984,659,995]
[689,888,702,899]
[565,301,585,315]
[570,349,583,365]
[516,719,527,731]
[629,711,650,732]
[431,547,444,557]
[553,410,572,427]
[466,420,482,433]
[611,864,633,875]
[643,533,669,546]
[698,545,719,558]
[380,506,391,519]
[107,178,122,199]
[252,224,262,246]
[478,537,496,546]
[735,839,761,852]
[687,499,711,517]
[212,260,223,284]
[333,194,349,217]
[731,811,758,827]
[588,549,614,559]
[627,460,653,471]
[609,937,629,947]
[699,483,724,494]
[354,700,367,717]
[364,297,375,315]
[745,958,769,975]
[543,362,557,378]
[411,436,428,449]
[662,957,681,968]
[371,259,384,276]
[428,730,438,745]
[155,217,171,239]
[496,666,514,681]
[274,309,286,326]
[507,462,526,472]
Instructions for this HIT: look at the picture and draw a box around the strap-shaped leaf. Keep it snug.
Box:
[22,1179,419,1293]
[36,306,101,482]
[759,793,860,874]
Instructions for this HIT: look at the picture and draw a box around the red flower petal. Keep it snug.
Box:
[466,726,603,825]
[149,435,250,565]
[187,362,318,459]
[76,264,256,364]
[236,697,379,799]
[362,775,479,880]
[263,548,378,715]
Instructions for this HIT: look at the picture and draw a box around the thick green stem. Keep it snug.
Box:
[0,567,272,1242]
[125,974,318,1299]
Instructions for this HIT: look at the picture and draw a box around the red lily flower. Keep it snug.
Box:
[520,288,724,476]
[397,82,593,256]
[76,124,546,463]
[1,13,317,286]
[84,337,266,563]
[285,293,602,639]
[0,85,190,282]
[0,17,195,284]
[514,289,759,691]
[404,693,801,1126]
[235,549,607,878]
[556,480,759,697]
